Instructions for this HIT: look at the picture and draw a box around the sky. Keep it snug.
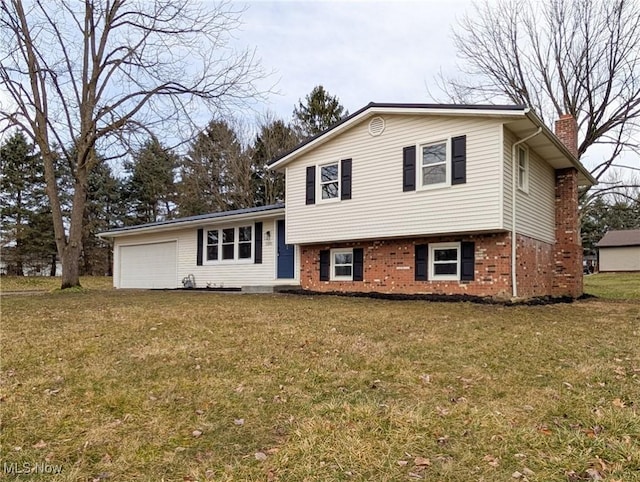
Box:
[232,0,473,121]
[230,0,636,182]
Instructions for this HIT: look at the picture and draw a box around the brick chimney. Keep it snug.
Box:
[552,113,582,298]
[554,114,578,158]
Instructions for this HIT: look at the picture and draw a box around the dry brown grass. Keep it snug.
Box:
[1,290,639,481]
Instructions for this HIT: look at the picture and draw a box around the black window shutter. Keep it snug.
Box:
[319,250,330,281]
[341,158,352,200]
[451,135,466,185]
[460,241,475,281]
[403,146,416,192]
[196,228,204,266]
[353,248,364,281]
[254,222,263,264]
[306,166,316,205]
[415,244,427,281]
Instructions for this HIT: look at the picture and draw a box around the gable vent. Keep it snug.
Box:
[368,116,385,137]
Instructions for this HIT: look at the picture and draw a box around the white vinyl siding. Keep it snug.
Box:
[112,216,293,289]
[599,247,640,272]
[285,115,505,244]
[503,127,556,243]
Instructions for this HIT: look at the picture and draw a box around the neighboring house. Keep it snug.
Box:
[596,229,640,272]
[100,103,595,298]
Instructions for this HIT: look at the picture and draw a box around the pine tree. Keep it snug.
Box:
[0,131,56,275]
[293,85,348,138]
[124,138,177,224]
[177,119,254,215]
[251,117,300,206]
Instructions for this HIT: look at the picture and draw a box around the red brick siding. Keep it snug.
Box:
[300,233,556,298]
[553,168,583,297]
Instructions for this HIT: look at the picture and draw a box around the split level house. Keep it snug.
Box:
[99,103,595,299]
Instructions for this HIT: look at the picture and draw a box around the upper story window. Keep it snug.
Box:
[420,141,448,188]
[320,162,339,200]
[206,225,253,262]
[429,242,460,280]
[517,146,529,192]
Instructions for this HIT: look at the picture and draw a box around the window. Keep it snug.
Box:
[429,242,460,280]
[517,146,529,192]
[238,226,252,259]
[206,225,252,262]
[222,228,235,260]
[331,248,353,280]
[206,230,219,261]
[421,141,448,187]
[320,162,339,200]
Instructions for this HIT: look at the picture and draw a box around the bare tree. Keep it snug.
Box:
[441,0,640,193]
[0,0,264,288]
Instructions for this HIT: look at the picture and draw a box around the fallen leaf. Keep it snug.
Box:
[234,418,245,426]
[101,454,112,464]
[563,382,573,390]
[419,374,431,384]
[522,467,535,476]
[192,430,203,438]
[408,472,423,479]
[538,426,552,435]
[414,457,431,467]
[512,471,523,479]
[266,447,279,455]
[612,398,626,408]
[482,454,500,467]
[397,460,408,466]
[255,451,267,461]
[32,440,47,449]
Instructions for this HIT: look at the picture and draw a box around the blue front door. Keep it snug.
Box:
[277,219,295,279]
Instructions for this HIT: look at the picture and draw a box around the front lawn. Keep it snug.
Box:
[1,290,638,481]
[0,276,113,293]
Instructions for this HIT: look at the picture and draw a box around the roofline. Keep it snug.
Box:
[268,102,597,186]
[596,243,640,248]
[268,102,529,169]
[98,204,285,238]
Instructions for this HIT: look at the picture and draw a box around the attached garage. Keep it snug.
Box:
[99,204,299,290]
[119,241,178,288]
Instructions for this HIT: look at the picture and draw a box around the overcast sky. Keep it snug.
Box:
[234,0,473,121]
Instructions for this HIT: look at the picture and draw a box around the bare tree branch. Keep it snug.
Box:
[0,0,267,288]
[442,0,640,197]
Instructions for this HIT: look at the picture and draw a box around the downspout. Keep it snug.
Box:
[511,127,542,298]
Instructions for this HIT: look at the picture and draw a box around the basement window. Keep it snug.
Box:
[429,242,460,280]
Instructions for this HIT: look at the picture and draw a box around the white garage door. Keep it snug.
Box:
[119,241,177,288]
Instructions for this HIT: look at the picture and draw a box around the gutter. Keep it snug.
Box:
[511,126,542,298]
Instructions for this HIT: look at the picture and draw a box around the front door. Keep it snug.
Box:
[277,219,295,279]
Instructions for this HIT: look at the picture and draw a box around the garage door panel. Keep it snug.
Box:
[119,241,177,288]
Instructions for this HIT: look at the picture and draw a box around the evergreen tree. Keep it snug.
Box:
[177,119,254,215]
[81,161,124,275]
[582,195,640,255]
[124,138,177,224]
[251,117,300,206]
[293,85,348,138]
[0,131,56,275]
